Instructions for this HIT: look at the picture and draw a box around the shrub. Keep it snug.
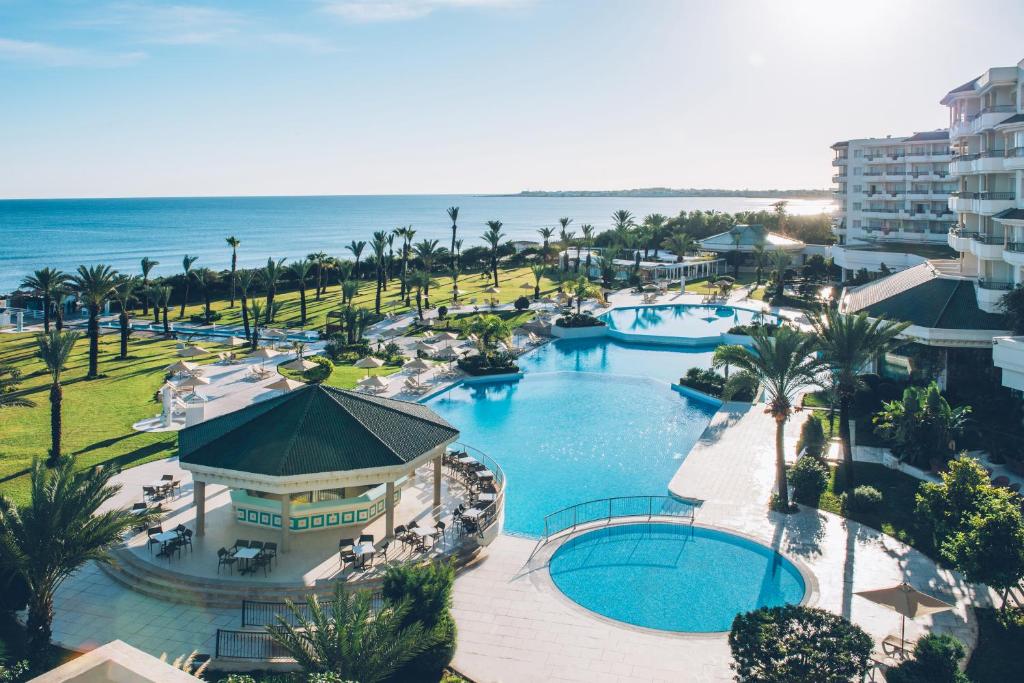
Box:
[382,562,457,681]
[729,605,873,683]
[845,485,883,514]
[513,296,530,311]
[796,415,827,458]
[678,367,725,397]
[790,456,829,505]
[722,371,758,402]
[726,323,779,337]
[437,305,448,321]
[554,313,605,328]
[301,355,333,384]
[458,354,519,377]
[886,633,969,683]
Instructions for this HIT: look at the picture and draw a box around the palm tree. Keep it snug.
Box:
[0,458,159,662]
[483,221,505,288]
[410,270,435,320]
[191,268,218,324]
[447,206,460,271]
[394,226,415,302]
[558,218,573,270]
[235,269,256,340]
[642,213,668,257]
[262,257,286,324]
[771,250,791,299]
[529,264,546,300]
[772,200,789,236]
[157,286,172,336]
[341,279,358,306]
[370,231,388,315]
[248,301,264,350]
[662,232,697,262]
[266,583,435,681]
[288,259,313,326]
[225,237,240,308]
[68,264,118,379]
[809,308,909,488]
[177,255,198,318]
[713,327,822,510]
[537,227,555,265]
[0,365,34,409]
[34,331,80,465]
[611,209,635,233]
[347,240,367,280]
[110,276,137,359]
[580,224,595,275]
[21,268,68,334]
[450,266,461,304]
[139,257,158,317]
[384,232,395,291]
[752,244,767,286]
[571,276,597,314]
[413,239,443,309]
[307,251,327,300]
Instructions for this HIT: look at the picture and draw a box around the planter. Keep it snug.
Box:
[550,325,608,340]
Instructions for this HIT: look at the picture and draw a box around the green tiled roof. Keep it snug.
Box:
[699,224,804,251]
[179,384,459,477]
[843,264,1008,331]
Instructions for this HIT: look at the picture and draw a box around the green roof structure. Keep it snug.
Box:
[179,384,458,477]
[698,224,805,253]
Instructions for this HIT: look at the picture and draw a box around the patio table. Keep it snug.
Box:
[410,527,434,549]
[457,456,476,464]
[153,531,179,543]
[353,542,375,568]
[475,470,495,480]
[234,547,260,574]
[476,493,497,502]
[460,508,484,520]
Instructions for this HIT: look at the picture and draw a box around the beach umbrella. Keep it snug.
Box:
[165,360,199,375]
[178,345,210,358]
[434,331,459,344]
[519,282,534,291]
[175,375,210,391]
[642,284,658,292]
[252,347,280,361]
[226,335,247,347]
[265,377,304,393]
[855,582,953,653]
[436,346,459,361]
[416,341,439,355]
[403,357,432,380]
[357,374,388,390]
[354,356,385,377]
[281,357,317,372]
[485,285,500,294]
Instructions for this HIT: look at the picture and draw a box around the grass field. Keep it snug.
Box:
[0,266,545,505]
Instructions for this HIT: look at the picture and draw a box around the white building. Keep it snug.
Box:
[831,132,956,280]
[942,58,1024,314]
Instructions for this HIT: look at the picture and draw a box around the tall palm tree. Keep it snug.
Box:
[341,279,358,306]
[580,224,595,275]
[772,200,789,236]
[395,226,414,301]
[529,264,546,300]
[453,239,463,277]
[266,583,434,681]
[157,286,172,336]
[68,264,118,379]
[262,257,286,324]
[110,276,137,359]
[662,232,697,262]
[447,206,460,271]
[713,327,822,510]
[483,221,505,288]
[235,269,256,340]
[308,251,328,300]
[247,301,264,350]
[752,244,768,286]
[21,268,68,334]
[611,209,635,233]
[192,268,218,324]
[413,239,443,309]
[384,232,395,291]
[145,284,162,324]
[288,259,313,326]
[450,266,461,304]
[537,227,555,265]
[410,270,435,321]
[0,458,159,662]
[225,236,240,308]
[177,255,198,318]
[347,240,367,280]
[809,308,909,488]
[370,232,388,315]
[557,218,574,270]
[139,257,158,317]
[34,331,80,465]
[643,213,668,257]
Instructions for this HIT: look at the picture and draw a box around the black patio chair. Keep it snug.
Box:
[358,534,374,545]
[180,528,193,552]
[217,548,237,575]
[378,540,390,562]
[263,542,278,566]
[249,540,264,552]
[232,539,249,553]
[146,526,162,554]
[251,553,271,577]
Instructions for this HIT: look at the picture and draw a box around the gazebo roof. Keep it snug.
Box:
[179,384,458,478]
[699,224,804,252]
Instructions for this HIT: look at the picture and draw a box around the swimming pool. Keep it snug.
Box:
[548,523,806,632]
[601,304,775,338]
[426,338,718,536]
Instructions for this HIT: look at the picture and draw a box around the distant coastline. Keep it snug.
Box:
[505,188,831,199]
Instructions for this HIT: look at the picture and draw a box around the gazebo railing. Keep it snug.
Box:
[446,441,505,537]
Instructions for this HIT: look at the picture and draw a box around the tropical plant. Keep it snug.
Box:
[410,270,435,320]
[68,264,118,379]
[156,285,172,335]
[580,224,595,274]
[34,331,80,466]
[729,605,873,683]
[262,257,286,323]
[383,232,395,290]
[110,275,137,359]
[713,328,822,509]
[447,206,459,271]
[414,239,443,308]
[460,314,511,355]
[769,250,791,299]
[0,458,159,664]
[1000,284,1024,335]
[482,221,505,288]
[191,268,218,324]
[886,633,969,683]
[873,382,970,470]
[248,301,264,350]
[449,266,461,304]
[808,308,909,487]
[346,240,367,280]
[381,561,457,679]
[288,259,313,326]
[570,276,598,315]
[21,268,68,334]
[752,244,767,285]
[593,254,616,287]
[341,279,358,307]
[537,226,555,264]
[370,231,388,315]
[178,255,198,318]
[236,269,256,340]
[226,236,240,307]
[796,414,826,459]
[661,232,697,263]
[611,209,634,233]
[395,226,415,302]
[789,456,829,505]
[529,264,546,300]
[265,583,436,681]
[641,213,668,257]
[307,251,328,300]
[139,257,158,317]
[0,365,33,409]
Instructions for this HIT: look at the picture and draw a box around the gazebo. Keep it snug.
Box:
[178,384,459,553]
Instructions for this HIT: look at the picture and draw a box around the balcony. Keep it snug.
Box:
[947,226,976,251]
[976,278,1015,313]
[861,208,901,219]
[993,337,1024,392]
[832,157,848,166]
[977,149,1008,172]
[905,151,952,162]
[1005,147,1024,170]
[970,233,1006,260]
[1004,242,1024,267]
[951,105,1019,139]
[948,191,1017,215]
[832,174,847,183]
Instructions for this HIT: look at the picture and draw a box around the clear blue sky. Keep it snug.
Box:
[1,0,1022,199]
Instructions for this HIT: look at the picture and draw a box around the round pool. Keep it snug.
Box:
[548,523,806,632]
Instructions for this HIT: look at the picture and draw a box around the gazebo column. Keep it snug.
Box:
[280,494,291,553]
[194,480,206,537]
[385,481,395,538]
[433,454,443,510]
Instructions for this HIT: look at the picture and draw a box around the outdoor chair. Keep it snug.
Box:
[263,542,278,566]
[339,537,356,567]
[358,534,374,545]
[146,526,162,554]
[251,553,271,577]
[142,486,159,502]
[232,539,249,553]
[394,525,408,550]
[378,540,389,562]
[249,540,264,552]
[434,521,446,544]
[217,548,238,575]
[180,528,193,552]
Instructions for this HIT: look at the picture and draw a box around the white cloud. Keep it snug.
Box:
[0,37,146,67]
[262,32,340,54]
[320,0,527,23]
[77,2,243,45]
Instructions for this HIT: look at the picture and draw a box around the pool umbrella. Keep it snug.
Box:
[519,282,534,292]
[434,331,459,345]
[226,335,247,347]
[175,375,210,391]
[416,341,439,355]
[485,285,500,294]
[855,582,953,653]
[642,284,658,292]
[178,345,210,358]
[357,374,388,390]
[166,360,199,375]
[403,357,432,381]
[265,377,304,393]
[281,357,317,372]
[251,347,280,370]
[436,346,459,360]
[354,356,384,377]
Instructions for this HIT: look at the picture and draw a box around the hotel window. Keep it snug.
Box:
[316,488,347,502]
[853,220,861,228]
[853,185,861,192]
[853,149,862,157]
[853,202,861,211]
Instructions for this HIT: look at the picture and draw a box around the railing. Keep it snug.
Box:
[968,104,1017,120]
[978,279,1015,291]
[950,191,1016,200]
[448,441,505,537]
[215,629,291,660]
[980,149,1007,158]
[541,495,697,542]
[972,233,1005,245]
[952,152,980,162]
[241,591,384,628]
[1005,242,1024,253]
[1007,147,1024,158]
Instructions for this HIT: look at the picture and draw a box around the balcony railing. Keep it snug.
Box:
[1005,242,1024,253]
[968,104,1018,121]
[978,279,1015,291]
[980,149,1008,158]
[950,191,1016,200]
[973,233,1006,245]
[1007,147,1023,158]
[953,152,981,162]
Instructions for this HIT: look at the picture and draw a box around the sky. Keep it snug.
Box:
[1,0,1023,199]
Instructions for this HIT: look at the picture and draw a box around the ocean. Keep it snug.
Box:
[0,194,833,292]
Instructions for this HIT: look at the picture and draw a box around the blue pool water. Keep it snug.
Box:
[549,523,806,632]
[602,304,775,338]
[426,338,717,536]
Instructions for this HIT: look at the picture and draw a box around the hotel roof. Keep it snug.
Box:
[699,224,804,252]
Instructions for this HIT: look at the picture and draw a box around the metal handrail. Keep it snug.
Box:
[215,629,291,660]
[448,441,505,536]
[541,495,697,542]
[241,590,384,628]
